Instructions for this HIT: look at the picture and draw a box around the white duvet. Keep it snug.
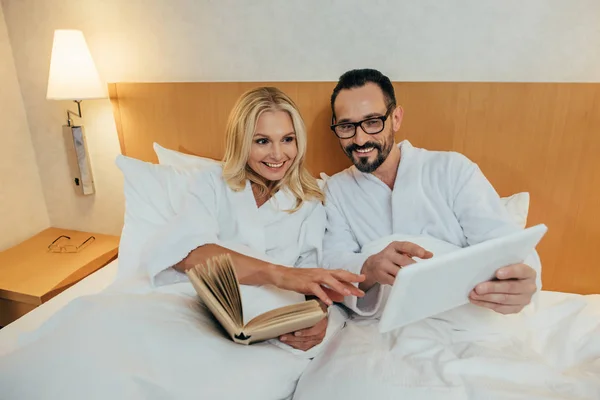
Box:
[293,291,600,400]
[1,235,599,400]
[293,235,600,400]
[0,276,349,400]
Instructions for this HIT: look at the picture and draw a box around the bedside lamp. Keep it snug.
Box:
[46,29,106,195]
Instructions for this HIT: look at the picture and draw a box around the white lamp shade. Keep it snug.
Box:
[46,29,106,100]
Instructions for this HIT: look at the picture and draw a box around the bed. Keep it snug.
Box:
[0,259,119,356]
[0,81,599,399]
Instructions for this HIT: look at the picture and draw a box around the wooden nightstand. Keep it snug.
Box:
[0,227,120,326]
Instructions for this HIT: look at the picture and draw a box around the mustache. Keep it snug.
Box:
[344,142,382,155]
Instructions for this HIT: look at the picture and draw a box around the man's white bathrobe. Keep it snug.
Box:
[292,141,599,400]
[322,139,541,318]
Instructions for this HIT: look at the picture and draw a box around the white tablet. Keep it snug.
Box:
[378,224,548,333]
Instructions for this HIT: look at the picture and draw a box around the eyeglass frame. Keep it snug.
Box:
[330,104,395,139]
[47,235,96,253]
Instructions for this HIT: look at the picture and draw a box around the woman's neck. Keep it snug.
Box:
[251,181,274,208]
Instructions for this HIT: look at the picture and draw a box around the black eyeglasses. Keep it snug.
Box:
[330,106,394,139]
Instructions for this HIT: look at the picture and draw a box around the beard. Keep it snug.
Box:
[343,138,394,173]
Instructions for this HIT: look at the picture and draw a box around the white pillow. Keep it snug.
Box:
[500,192,530,229]
[319,172,529,228]
[115,155,211,281]
[153,142,220,168]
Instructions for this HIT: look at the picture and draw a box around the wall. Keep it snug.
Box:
[1,0,600,236]
[0,2,49,251]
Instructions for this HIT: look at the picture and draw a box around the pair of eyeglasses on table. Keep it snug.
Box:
[47,235,96,253]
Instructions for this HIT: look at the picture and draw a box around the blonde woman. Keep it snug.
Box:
[0,87,365,400]
[143,86,365,351]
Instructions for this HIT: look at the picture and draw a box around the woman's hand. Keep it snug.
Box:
[280,316,328,351]
[279,299,329,351]
[269,266,365,305]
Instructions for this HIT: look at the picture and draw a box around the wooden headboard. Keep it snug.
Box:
[108,82,600,295]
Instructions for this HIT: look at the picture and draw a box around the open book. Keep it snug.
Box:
[186,254,326,345]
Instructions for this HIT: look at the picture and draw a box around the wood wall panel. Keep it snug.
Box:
[109,82,600,295]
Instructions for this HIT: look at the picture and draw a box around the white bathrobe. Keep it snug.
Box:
[322,140,542,318]
[0,166,350,400]
[290,141,600,400]
[142,165,326,287]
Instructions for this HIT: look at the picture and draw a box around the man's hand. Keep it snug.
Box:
[469,263,537,314]
[279,315,328,351]
[360,241,433,291]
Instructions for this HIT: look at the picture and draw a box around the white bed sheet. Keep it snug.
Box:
[0,258,120,356]
[293,290,600,400]
[2,258,598,400]
[0,259,349,400]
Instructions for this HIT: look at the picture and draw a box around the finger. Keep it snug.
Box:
[470,292,532,306]
[475,279,536,295]
[323,275,364,298]
[282,333,325,343]
[280,335,307,344]
[322,287,345,303]
[390,241,433,259]
[319,274,352,298]
[308,284,332,306]
[496,264,536,280]
[279,337,304,350]
[330,269,366,283]
[469,299,525,315]
[378,271,396,286]
[297,340,322,351]
[380,259,402,279]
[329,270,366,296]
[293,319,327,338]
[389,252,417,269]
[279,335,323,348]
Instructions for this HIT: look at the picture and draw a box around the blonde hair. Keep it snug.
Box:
[222,87,324,212]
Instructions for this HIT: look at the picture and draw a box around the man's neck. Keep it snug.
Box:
[372,144,401,190]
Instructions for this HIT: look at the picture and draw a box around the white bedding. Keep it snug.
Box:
[0,259,120,356]
[292,227,600,400]
[0,259,349,400]
[290,235,600,400]
[1,258,599,400]
[293,290,600,400]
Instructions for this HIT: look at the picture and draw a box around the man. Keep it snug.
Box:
[322,68,540,318]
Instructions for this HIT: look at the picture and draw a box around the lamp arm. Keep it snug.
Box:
[66,100,82,127]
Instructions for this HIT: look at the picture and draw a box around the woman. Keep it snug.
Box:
[0,88,363,400]
[142,86,365,350]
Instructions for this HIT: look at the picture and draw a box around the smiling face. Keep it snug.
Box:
[247,110,298,182]
[333,83,403,173]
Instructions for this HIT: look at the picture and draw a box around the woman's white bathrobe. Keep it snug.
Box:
[0,166,348,400]
[142,165,326,287]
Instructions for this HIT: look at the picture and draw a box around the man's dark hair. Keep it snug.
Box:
[330,68,397,120]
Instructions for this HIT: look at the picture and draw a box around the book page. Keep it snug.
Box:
[186,269,241,339]
[222,259,243,326]
[211,256,243,328]
[239,284,306,326]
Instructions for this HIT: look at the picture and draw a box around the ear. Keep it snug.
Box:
[391,105,404,132]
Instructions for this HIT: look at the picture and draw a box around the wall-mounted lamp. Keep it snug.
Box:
[46,29,106,195]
